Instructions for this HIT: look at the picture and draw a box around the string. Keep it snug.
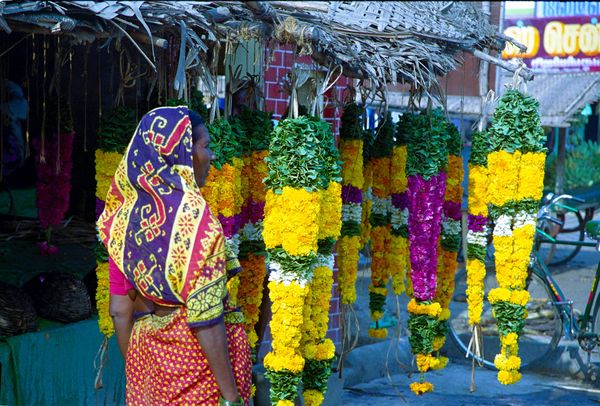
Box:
[83,47,89,153]
[56,36,61,175]
[40,36,48,164]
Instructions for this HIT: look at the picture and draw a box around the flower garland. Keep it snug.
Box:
[202,118,245,302]
[94,106,136,338]
[34,131,75,249]
[389,115,410,296]
[338,103,364,305]
[406,109,449,394]
[236,109,273,355]
[361,129,375,249]
[262,116,341,405]
[368,113,394,339]
[466,130,490,328]
[433,122,464,352]
[486,88,546,385]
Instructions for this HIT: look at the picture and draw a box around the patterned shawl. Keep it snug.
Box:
[97,106,228,325]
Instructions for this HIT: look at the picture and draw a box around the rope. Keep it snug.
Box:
[40,37,48,164]
[55,37,62,176]
[94,335,109,390]
[511,61,528,94]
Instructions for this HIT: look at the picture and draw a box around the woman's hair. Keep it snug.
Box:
[189,110,205,143]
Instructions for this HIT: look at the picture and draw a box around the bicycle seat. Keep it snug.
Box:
[585,220,600,240]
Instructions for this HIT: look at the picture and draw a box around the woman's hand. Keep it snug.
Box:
[109,292,135,358]
[194,321,240,403]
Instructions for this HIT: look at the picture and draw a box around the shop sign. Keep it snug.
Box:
[503,16,600,73]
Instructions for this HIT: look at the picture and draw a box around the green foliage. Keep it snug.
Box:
[488,89,546,154]
[469,130,490,167]
[340,102,363,140]
[544,140,600,191]
[406,109,449,179]
[467,243,487,262]
[391,224,409,238]
[303,359,333,392]
[45,96,74,134]
[362,129,375,164]
[95,242,109,263]
[407,312,438,354]
[369,291,386,315]
[264,368,301,404]
[491,301,526,337]
[267,248,315,280]
[97,106,137,153]
[238,107,274,153]
[441,234,460,252]
[264,116,342,192]
[372,112,394,158]
[341,221,361,237]
[238,240,266,260]
[395,113,415,146]
[489,198,539,220]
[166,89,209,122]
[446,121,462,156]
[317,237,336,256]
[370,213,389,227]
[207,118,243,169]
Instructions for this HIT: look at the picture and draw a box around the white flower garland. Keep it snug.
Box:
[225,234,241,258]
[493,214,513,237]
[467,230,487,246]
[442,218,461,236]
[390,207,408,230]
[514,211,536,229]
[240,220,263,241]
[314,254,335,270]
[268,260,312,287]
[342,203,362,224]
[372,195,391,216]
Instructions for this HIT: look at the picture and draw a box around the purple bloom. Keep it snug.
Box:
[342,185,362,204]
[96,198,106,220]
[468,214,488,232]
[443,201,462,221]
[248,200,265,224]
[219,215,236,238]
[391,192,408,209]
[407,172,447,301]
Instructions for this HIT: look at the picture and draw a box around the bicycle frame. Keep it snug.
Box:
[532,232,600,341]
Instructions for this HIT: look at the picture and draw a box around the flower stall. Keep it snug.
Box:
[0,1,539,404]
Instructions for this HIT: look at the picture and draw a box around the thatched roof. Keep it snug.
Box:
[385,72,600,128]
[1,1,526,94]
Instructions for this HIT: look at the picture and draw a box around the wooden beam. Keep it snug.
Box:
[555,127,567,194]
[467,48,534,81]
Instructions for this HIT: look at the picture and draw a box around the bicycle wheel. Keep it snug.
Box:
[449,267,563,369]
[538,210,585,267]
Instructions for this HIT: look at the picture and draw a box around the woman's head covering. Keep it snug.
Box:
[97,106,220,303]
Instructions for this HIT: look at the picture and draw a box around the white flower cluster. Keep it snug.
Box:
[371,196,391,216]
[493,215,513,237]
[268,261,312,287]
[514,211,536,229]
[225,234,241,258]
[314,254,335,270]
[442,218,461,236]
[390,207,408,230]
[342,203,362,224]
[467,230,487,246]
[364,187,373,201]
[240,220,263,241]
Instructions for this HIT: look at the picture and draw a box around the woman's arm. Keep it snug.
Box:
[194,321,240,404]
[110,293,134,358]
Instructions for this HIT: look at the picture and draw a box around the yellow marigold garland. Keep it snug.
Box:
[389,145,409,295]
[318,182,342,241]
[237,254,267,350]
[338,236,361,304]
[340,139,364,188]
[361,162,373,247]
[95,261,113,336]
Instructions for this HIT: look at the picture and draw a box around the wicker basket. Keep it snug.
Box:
[0,281,38,337]
[23,273,92,323]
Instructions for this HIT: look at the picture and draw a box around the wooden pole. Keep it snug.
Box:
[555,127,567,194]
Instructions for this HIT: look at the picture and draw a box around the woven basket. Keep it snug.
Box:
[23,273,92,323]
[0,281,38,337]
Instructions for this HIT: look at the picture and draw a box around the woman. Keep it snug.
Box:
[97,106,251,405]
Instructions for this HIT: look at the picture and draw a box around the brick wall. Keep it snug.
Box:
[258,46,350,360]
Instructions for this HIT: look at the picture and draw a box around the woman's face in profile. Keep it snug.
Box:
[191,125,214,188]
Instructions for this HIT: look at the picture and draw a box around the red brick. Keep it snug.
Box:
[264,67,278,82]
[298,54,313,64]
[268,50,283,67]
[323,107,336,120]
[329,313,341,329]
[326,329,340,344]
[283,52,294,68]
[267,82,283,100]
[275,100,288,117]
[265,99,277,115]
[329,297,340,314]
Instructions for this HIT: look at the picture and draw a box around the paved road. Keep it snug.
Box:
[342,362,600,405]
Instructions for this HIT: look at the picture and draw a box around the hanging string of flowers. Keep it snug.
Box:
[406,109,449,395]
[201,117,245,299]
[487,88,546,385]
[389,114,410,296]
[236,108,273,355]
[367,113,394,340]
[94,106,136,337]
[361,129,375,250]
[465,130,490,334]
[433,121,463,352]
[34,99,75,255]
[262,116,340,405]
[338,102,364,305]
[301,119,342,406]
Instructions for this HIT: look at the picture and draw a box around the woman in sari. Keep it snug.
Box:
[97,106,251,405]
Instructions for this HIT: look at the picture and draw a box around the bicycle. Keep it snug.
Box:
[448,193,600,369]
